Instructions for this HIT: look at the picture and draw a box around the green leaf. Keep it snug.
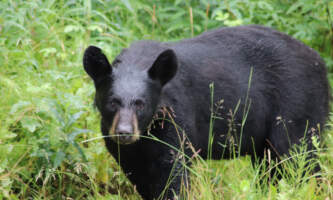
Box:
[10,101,31,114]
[72,141,87,162]
[88,24,103,33]
[0,133,17,140]
[66,111,85,128]
[53,151,65,168]
[39,47,57,57]
[67,128,90,142]
[215,11,229,21]
[120,0,133,12]
[64,25,82,33]
[21,117,41,133]
[287,2,302,14]
[240,179,250,192]
[224,19,243,27]
[26,83,51,94]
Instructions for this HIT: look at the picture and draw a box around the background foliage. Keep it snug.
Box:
[0,0,332,199]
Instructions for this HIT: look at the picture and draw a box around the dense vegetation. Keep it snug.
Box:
[0,0,332,199]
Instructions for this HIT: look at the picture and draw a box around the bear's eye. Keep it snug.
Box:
[112,58,121,66]
[134,99,144,110]
[108,98,121,111]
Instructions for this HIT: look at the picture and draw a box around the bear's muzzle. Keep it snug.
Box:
[109,108,140,144]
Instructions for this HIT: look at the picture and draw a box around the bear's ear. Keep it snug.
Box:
[83,46,111,83]
[148,49,178,86]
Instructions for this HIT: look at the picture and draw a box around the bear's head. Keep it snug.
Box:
[83,43,177,144]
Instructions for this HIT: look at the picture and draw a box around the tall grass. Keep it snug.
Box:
[0,0,332,199]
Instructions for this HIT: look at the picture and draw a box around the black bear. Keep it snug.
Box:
[83,25,329,200]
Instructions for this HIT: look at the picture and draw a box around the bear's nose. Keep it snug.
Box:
[116,124,133,136]
[115,108,134,136]
[115,123,133,143]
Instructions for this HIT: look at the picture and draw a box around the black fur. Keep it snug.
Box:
[83,25,329,200]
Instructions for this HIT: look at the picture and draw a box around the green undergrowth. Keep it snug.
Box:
[0,0,332,199]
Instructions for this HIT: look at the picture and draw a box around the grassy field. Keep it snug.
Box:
[0,0,332,199]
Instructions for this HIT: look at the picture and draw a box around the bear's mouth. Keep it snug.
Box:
[110,133,139,145]
[109,111,141,145]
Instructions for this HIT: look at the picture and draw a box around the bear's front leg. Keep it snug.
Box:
[146,152,189,200]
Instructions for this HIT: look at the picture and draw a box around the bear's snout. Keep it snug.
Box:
[109,108,140,144]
